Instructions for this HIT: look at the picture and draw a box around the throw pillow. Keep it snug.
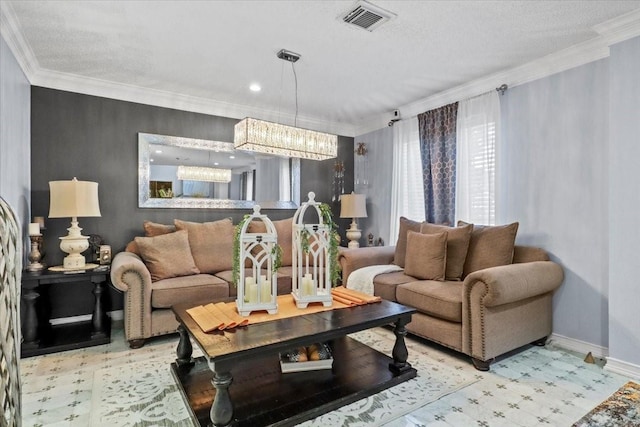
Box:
[134,230,199,281]
[124,240,140,256]
[393,217,423,268]
[421,222,473,280]
[174,218,234,274]
[247,217,293,266]
[143,220,175,237]
[404,231,447,281]
[459,221,519,276]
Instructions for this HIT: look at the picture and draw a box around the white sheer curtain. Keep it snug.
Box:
[389,118,425,245]
[456,91,500,225]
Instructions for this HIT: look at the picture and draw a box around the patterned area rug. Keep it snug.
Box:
[572,381,640,427]
[90,328,477,426]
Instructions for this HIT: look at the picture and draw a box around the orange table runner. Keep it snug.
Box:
[188,287,380,333]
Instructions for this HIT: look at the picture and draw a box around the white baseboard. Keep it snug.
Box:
[549,333,609,359]
[604,357,640,381]
[49,309,124,325]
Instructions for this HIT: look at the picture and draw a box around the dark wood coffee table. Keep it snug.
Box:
[171,299,417,427]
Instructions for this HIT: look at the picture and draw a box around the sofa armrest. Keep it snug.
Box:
[462,261,564,360]
[338,246,396,283]
[110,251,153,341]
[463,261,564,307]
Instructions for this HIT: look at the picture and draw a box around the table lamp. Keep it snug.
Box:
[340,193,367,248]
[48,178,101,270]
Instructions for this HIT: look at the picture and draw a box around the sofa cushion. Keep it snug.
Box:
[175,218,234,274]
[248,217,293,266]
[404,231,447,281]
[151,274,229,308]
[143,220,175,237]
[396,280,463,323]
[373,271,416,302]
[125,240,140,256]
[393,217,423,268]
[134,230,200,281]
[421,222,473,280]
[460,221,519,277]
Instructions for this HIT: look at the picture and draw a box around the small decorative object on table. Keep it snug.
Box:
[27,222,44,271]
[234,205,280,316]
[292,192,339,309]
[280,343,333,373]
[367,233,374,247]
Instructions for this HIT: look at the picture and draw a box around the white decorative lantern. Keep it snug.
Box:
[236,205,278,316]
[292,192,333,309]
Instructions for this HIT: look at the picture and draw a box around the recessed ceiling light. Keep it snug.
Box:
[229,155,235,159]
[155,150,162,154]
[214,162,219,166]
[150,158,154,162]
[249,83,261,92]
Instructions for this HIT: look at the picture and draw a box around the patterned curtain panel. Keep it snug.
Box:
[418,102,458,225]
[1,197,22,427]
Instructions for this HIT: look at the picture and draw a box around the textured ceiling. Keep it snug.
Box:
[4,1,640,135]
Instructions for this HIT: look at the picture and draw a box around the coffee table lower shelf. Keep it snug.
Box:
[171,336,417,427]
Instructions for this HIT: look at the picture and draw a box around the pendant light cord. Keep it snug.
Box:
[291,62,299,127]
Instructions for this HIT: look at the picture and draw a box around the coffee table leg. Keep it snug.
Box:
[210,370,233,427]
[176,324,193,367]
[389,315,412,374]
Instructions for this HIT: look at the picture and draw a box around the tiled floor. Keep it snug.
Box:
[20,325,634,426]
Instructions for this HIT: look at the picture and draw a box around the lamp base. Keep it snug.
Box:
[59,218,90,270]
[346,219,362,249]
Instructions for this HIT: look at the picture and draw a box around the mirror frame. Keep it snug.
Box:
[138,133,300,209]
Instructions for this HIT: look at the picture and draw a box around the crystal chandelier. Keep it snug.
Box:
[177,166,232,183]
[234,49,337,161]
[234,118,337,161]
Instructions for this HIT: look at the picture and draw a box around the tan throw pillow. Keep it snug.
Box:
[393,217,423,268]
[175,218,234,274]
[421,222,473,280]
[134,230,199,281]
[247,217,293,266]
[125,240,140,256]
[459,221,519,276]
[404,231,447,281]
[143,220,175,237]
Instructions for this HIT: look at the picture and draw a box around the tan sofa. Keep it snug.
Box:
[338,218,564,371]
[110,218,294,348]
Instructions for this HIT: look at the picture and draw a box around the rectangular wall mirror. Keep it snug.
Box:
[138,133,300,209]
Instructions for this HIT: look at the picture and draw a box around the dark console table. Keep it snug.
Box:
[21,267,111,357]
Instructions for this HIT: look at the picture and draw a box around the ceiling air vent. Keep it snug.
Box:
[340,0,396,32]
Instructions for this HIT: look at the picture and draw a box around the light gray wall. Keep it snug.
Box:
[608,36,640,366]
[354,127,393,246]
[501,59,610,348]
[0,35,30,248]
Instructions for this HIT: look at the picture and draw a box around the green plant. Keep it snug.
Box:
[318,203,341,287]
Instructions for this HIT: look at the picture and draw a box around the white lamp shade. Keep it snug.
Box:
[340,193,367,219]
[48,178,101,218]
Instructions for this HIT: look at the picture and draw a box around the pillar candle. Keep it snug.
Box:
[34,216,45,229]
[249,284,258,304]
[245,277,255,303]
[261,281,271,302]
[28,223,40,236]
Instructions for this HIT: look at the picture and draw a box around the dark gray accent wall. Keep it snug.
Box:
[31,87,353,317]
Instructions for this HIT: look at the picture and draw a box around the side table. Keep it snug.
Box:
[21,267,111,357]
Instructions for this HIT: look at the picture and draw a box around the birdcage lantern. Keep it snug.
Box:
[236,205,278,316]
[292,192,333,309]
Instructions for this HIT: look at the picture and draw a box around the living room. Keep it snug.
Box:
[1,1,639,426]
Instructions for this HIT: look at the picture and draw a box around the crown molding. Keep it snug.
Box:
[0,1,38,82]
[354,34,611,135]
[30,68,356,137]
[354,8,640,136]
[593,8,640,45]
